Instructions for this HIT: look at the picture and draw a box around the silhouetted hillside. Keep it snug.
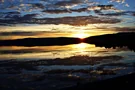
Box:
[0,37,80,46]
[85,32,135,51]
[0,32,135,51]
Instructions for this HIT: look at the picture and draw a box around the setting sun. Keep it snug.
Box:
[72,33,89,39]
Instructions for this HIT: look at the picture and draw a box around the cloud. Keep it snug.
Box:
[0,30,66,36]
[125,4,129,7]
[97,4,114,10]
[54,0,83,7]
[31,3,45,9]
[0,0,4,3]
[94,10,102,14]
[111,27,135,32]
[2,13,38,20]
[0,31,58,36]
[95,26,135,32]
[42,7,88,14]
[43,9,70,14]
[95,10,135,17]
[109,0,130,7]
[0,11,20,19]
[0,15,121,26]
[129,11,135,16]
[133,13,135,16]
[5,12,20,14]
[109,0,125,3]
[20,14,37,20]
[0,31,37,36]
[98,12,127,16]
[1,0,134,26]
[88,4,116,11]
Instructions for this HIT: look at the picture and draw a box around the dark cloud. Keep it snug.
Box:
[23,16,121,26]
[88,4,120,16]
[97,4,114,10]
[42,8,88,14]
[96,26,135,32]
[0,15,121,26]
[124,11,135,16]
[133,13,135,16]
[94,10,102,14]
[0,31,55,36]
[111,27,135,32]
[130,11,135,16]
[0,31,36,36]
[88,4,116,11]
[0,31,63,36]
[94,9,135,17]
[94,8,135,16]
[99,12,127,16]
[0,11,20,19]
[1,13,37,22]
[54,0,83,6]
[20,14,37,20]
[43,9,70,14]
[31,3,45,9]
[5,12,20,14]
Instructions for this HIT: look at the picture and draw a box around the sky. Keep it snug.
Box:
[0,0,135,40]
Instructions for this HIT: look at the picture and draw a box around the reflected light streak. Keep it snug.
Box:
[75,43,88,49]
[0,43,108,60]
[72,43,89,55]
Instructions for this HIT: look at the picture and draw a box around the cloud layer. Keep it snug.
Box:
[0,15,121,26]
[0,0,134,26]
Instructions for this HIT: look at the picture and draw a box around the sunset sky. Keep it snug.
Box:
[0,0,135,40]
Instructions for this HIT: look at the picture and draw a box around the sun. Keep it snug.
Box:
[73,33,89,39]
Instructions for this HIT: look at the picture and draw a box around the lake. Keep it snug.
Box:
[0,25,135,90]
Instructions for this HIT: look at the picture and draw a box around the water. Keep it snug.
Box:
[0,43,134,61]
[0,25,135,89]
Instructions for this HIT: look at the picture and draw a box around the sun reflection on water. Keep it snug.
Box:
[75,43,88,49]
[0,43,108,60]
[71,43,90,55]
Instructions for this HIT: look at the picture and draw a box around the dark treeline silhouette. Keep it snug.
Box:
[0,32,135,51]
[85,32,135,51]
[0,37,81,46]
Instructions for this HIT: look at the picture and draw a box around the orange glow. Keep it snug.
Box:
[72,33,89,39]
[75,43,88,49]
[72,43,88,55]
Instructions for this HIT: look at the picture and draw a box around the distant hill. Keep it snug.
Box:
[0,32,135,51]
